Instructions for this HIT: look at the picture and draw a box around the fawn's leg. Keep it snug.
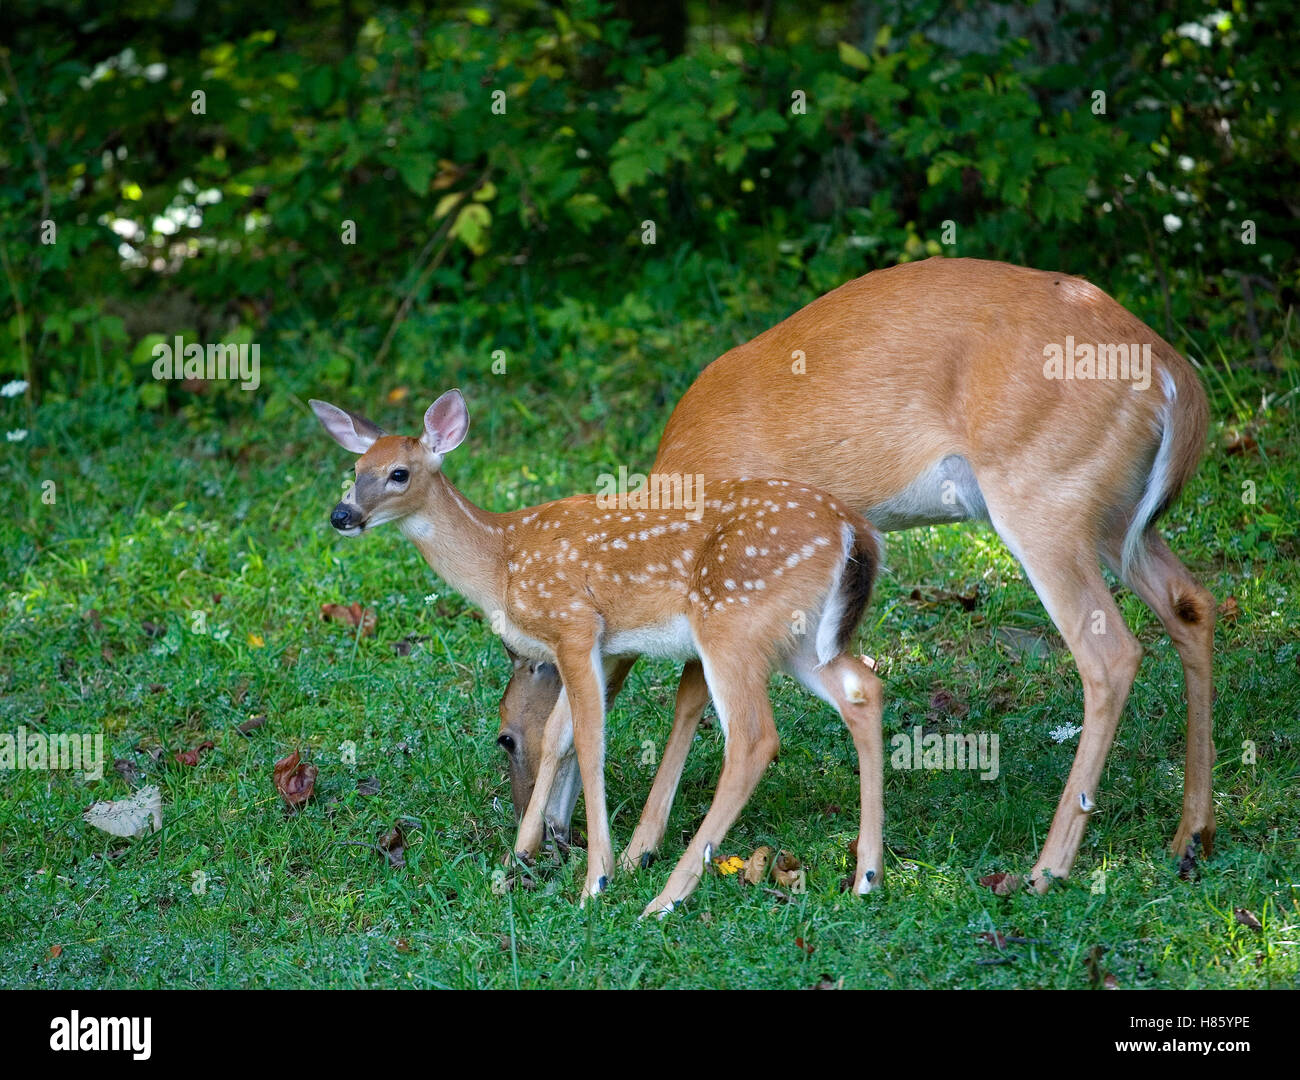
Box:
[812,654,886,895]
[642,654,778,918]
[551,637,615,902]
[1112,532,1217,858]
[621,660,710,872]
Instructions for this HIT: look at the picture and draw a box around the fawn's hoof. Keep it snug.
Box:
[640,894,677,920]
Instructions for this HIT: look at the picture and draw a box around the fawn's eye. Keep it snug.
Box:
[389,468,409,484]
[497,733,516,754]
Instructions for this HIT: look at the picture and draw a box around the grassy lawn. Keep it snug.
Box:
[2,328,1297,990]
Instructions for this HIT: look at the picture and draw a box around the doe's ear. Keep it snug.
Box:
[421,389,469,455]
[310,399,385,455]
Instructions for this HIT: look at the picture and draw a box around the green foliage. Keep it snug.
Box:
[1,0,1298,991]
[1,0,1295,414]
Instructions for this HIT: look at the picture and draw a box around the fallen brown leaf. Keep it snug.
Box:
[320,602,377,637]
[378,823,406,867]
[1234,907,1263,932]
[237,714,266,734]
[174,741,215,766]
[773,850,803,889]
[47,944,63,960]
[1217,595,1241,622]
[744,845,774,885]
[978,872,1023,896]
[273,750,317,808]
[357,776,381,797]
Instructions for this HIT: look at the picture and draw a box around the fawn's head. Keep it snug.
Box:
[310,390,469,536]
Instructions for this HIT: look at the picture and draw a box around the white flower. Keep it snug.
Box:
[6,429,28,442]
[1,380,27,398]
[424,593,439,605]
[1049,723,1081,744]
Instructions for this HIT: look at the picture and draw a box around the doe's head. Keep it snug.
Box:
[310,390,469,536]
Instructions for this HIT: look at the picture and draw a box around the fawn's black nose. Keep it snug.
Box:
[330,505,355,530]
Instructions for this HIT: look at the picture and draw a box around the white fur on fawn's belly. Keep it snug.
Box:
[604,615,697,661]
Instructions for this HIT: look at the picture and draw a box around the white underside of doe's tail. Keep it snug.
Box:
[1121,368,1178,583]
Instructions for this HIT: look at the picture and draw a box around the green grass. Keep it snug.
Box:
[2,337,1298,989]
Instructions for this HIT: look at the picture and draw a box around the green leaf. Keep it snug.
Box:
[307,67,334,110]
[450,203,491,255]
[838,42,871,71]
[397,157,433,197]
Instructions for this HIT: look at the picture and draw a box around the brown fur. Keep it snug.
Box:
[497,256,1216,889]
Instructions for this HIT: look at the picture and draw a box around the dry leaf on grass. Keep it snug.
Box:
[773,850,803,889]
[47,944,63,960]
[237,715,266,734]
[84,785,162,837]
[977,872,1023,896]
[744,846,774,885]
[1217,596,1241,622]
[273,750,317,808]
[712,854,745,875]
[378,824,406,867]
[174,741,215,766]
[1234,907,1263,932]
[320,602,377,637]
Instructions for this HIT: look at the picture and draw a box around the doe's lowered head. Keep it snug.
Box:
[309,389,470,537]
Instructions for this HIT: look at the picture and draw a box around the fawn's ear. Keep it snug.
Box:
[421,389,469,455]
[310,400,386,454]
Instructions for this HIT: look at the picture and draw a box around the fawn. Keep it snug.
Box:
[312,390,885,916]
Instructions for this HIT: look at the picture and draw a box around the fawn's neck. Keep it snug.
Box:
[399,472,505,616]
